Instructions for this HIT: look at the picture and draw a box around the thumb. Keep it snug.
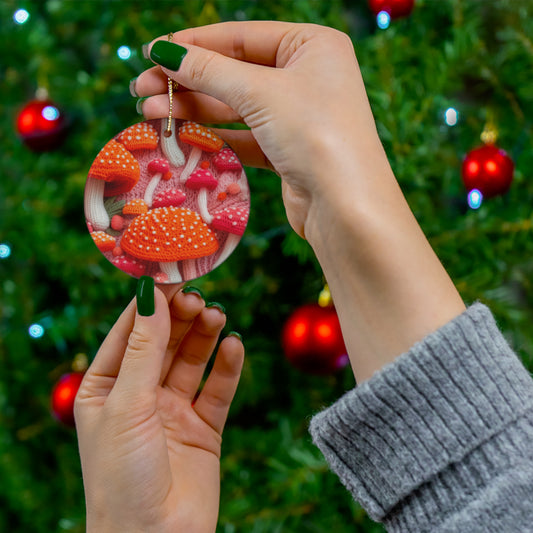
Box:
[148,40,265,118]
[113,277,171,395]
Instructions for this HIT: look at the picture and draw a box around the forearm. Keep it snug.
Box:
[304,140,465,383]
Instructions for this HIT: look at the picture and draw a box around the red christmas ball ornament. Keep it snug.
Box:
[462,144,514,198]
[368,0,415,18]
[16,98,67,151]
[51,372,84,426]
[282,303,348,375]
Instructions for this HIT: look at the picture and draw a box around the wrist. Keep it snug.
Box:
[302,149,465,382]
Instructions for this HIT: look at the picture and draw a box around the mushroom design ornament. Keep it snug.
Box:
[85,118,250,283]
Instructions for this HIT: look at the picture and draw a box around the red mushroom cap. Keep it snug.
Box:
[88,139,140,197]
[148,158,170,175]
[121,206,219,262]
[186,168,218,191]
[213,148,242,172]
[211,206,249,236]
[152,188,187,208]
[112,255,147,278]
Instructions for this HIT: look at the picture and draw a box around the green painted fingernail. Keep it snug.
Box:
[206,302,226,314]
[136,97,147,115]
[142,42,150,59]
[228,331,243,342]
[137,276,155,316]
[129,77,138,97]
[150,40,188,71]
[182,286,204,299]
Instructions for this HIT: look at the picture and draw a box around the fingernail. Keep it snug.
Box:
[136,97,147,115]
[182,286,204,299]
[228,331,243,342]
[142,42,150,59]
[137,276,155,316]
[129,77,138,97]
[206,301,226,314]
[150,41,188,71]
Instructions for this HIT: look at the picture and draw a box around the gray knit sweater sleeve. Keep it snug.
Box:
[309,303,533,532]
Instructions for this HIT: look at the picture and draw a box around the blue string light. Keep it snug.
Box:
[42,105,60,121]
[117,46,132,60]
[28,324,45,339]
[467,189,483,210]
[14,9,30,24]
[0,243,11,259]
[377,11,391,29]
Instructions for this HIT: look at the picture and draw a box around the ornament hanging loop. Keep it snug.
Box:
[164,32,178,138]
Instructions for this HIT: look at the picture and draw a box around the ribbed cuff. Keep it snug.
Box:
[309,303,533,530]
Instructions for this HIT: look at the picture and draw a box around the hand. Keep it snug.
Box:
[134,22,464,383]
[74,283,244,533]
[134,21,385,239]
[134,22,465,383]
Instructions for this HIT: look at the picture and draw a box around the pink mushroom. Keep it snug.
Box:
[144,158,171,208]
[152,188,187,209]
[112,255,147,278]
[211,205,249,268]
[213,148,242,175]
[212,147,250,201]
[186,168,218,224]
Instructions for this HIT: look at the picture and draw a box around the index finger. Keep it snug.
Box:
[151,20,296,67]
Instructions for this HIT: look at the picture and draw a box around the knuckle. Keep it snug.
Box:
[188,50,219,85]
[126,329,152,357]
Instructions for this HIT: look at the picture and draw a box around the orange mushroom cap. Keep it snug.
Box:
[121,206,219,262]
[178,121,224,153]
[88,139,140,197]
[123,198,149,215]
[91,230,116,252]
[117,122,159,151]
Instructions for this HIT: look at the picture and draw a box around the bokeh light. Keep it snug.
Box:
[377,11,391,29]
[117,45,132,60]
[444,107,459,126]
[28,323,45,338]
[467,189,483,209]
[14,9,30,24]
[0,243,11,259]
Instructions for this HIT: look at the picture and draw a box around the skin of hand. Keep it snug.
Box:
[134,21,466,383]
[74,286,244,533]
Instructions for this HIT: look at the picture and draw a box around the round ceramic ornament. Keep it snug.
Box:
[84,118,250,283]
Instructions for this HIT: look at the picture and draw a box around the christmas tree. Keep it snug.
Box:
[2,1,533,531]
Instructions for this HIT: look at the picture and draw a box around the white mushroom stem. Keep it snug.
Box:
[161,119,185,167]
[144,172,163,208]
[213,234,240,269]
[84,177,110,231]
[197,188,213,224]
[159,261,182,283]
[179,147,202,184]
[181,260,197,281]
